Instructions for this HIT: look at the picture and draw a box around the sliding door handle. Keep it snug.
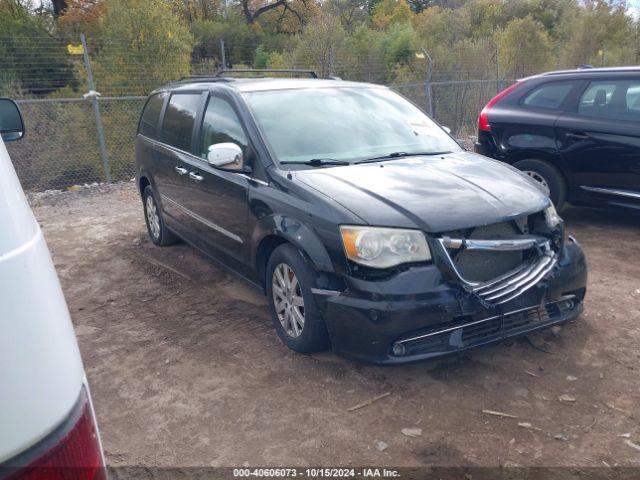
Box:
[189,172,203,182]
[174,166,188,175]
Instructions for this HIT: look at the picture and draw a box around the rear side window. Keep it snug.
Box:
[139,92,166,138]
[578,80,640,122]
[523,83,574,109]
[161,93,201,151]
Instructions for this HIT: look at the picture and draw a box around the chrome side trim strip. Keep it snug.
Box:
[238,173,269,187]
[395,295,576,345]
[310,288,342,296]
[581,186,640,200]
[161,194,244,244]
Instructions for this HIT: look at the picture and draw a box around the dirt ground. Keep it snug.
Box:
[32,182,640,468]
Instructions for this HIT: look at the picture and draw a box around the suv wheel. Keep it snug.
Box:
[514,159,567,210]
[266,244,330,353]
[142,186,179,246]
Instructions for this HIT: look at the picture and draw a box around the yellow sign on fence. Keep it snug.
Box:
[67,44,85,55]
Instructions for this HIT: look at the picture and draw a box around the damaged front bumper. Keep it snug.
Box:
[314,238,587,364]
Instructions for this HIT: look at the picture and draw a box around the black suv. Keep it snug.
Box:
[475,66,640,211]
[135,70,587,364]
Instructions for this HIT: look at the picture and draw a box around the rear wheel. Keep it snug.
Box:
[266,244,330,353]
[514,159,567,210]
[142,185,179,246]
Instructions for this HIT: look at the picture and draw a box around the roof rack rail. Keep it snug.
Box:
[213,68,318,79]
[176,75,234,83]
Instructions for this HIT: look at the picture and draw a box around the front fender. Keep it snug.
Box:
[252,214,335,274]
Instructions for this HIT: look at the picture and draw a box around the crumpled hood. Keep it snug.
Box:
[294,151,549,232]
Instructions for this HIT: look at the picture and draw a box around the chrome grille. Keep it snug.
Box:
[472,251,557,305]
[437,218,559,306]
[450,222,523,282]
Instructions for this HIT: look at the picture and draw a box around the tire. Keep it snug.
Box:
[142,185,179,246]
[266,244,330,354]
[514,159,567,210]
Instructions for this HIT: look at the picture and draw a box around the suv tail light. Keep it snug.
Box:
[478,82,522,132]
[6,389,105,480]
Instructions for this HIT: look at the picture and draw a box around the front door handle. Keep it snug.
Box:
[189,172,203,182]
[565,132,590,141]
[174,166,188,175]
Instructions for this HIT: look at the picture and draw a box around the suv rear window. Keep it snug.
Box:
[161,93,201,152]
[578,81,640,122]
[523,83,573,109]
[139,92,166,138]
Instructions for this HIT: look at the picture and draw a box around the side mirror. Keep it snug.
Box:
[441,125,452,135]
[207,143,243,170]
[0,98,25,142]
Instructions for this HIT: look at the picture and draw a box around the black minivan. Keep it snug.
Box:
[135,70,587,364]
[475,66,640,211]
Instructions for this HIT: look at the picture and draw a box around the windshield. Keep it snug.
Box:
[243,87,461,165]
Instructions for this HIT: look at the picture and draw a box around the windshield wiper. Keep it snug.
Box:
[355,151,452,164]
[280,158,351,167]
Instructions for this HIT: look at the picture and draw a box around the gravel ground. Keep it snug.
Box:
[33,182,640,468]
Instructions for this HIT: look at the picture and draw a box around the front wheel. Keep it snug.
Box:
[266,244,330,353]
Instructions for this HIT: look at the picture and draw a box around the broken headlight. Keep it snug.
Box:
[544,203,562,229]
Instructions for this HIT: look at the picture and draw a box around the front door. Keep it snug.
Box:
[179,94,252,263]
[555,78,640,208]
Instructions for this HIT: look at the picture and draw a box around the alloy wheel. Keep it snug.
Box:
[146,195,160,240]
[272,263,305,338]
[522,170,549,189]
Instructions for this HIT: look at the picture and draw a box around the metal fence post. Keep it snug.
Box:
[495,41,501,94]
[421,48,434,117]
[81,33,111,183]
[220,39,227,69]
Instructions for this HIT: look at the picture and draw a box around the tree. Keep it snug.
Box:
[51,0,67,16]
[92,0,193,95]
[292,8,346,77]
[499,16,553,78]
[0,1,76,94]
[240,0,307,25]
[560,0,635,67]
[372,0,412,29]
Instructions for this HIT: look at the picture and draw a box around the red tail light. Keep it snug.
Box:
[478,82,522,132]
[6,389,105,480]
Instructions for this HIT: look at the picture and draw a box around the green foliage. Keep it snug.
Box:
[381,23,416,66]
[92,0,193,95]
[292,9,347,77]
[560,0,636,67]
[0,2,76,95]
[499,15,554,77]
[372,0,413,29]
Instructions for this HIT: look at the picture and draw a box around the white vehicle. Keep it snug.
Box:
[0,99,105,479]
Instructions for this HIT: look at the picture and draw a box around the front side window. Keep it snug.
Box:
[578,80,640,122]
[523,83,573,109]
[243,87,461,165]
[161,93,201,151]
[139,92,166,138]
[199,96,248,158]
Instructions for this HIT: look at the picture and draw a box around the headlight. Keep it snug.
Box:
[340,226,431,269]
[544,203,562,229]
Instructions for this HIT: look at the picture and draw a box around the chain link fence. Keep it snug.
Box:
[0,34,598,192]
